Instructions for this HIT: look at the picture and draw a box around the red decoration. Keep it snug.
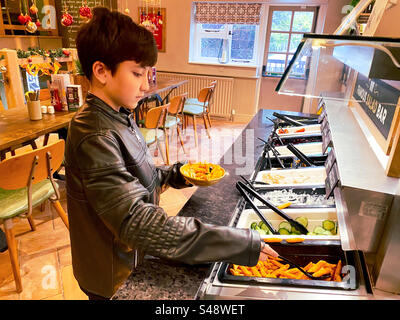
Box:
[79,1,92,19]
[35,20,41,27]
[62,50,70,57]
[61,12,74,27]
[30,5,38,15]
[18,13,27,25]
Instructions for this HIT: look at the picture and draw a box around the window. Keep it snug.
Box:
[264,6,318,78]
[192,23,258,65]
[190,2,262,66]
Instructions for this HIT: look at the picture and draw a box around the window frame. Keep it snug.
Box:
[264,6,319,78]
[190,22,260,67]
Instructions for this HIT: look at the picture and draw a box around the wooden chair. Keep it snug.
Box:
[164,93,187,156]
[184,80,216,129]
[0,139,69,293]
[182,84,215,147]
[139,104,170,165]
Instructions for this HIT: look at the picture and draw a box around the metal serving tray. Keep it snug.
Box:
[251,186,335,209]
[218,242,359,291]
[259,155,328,170]
[271,134,323,147]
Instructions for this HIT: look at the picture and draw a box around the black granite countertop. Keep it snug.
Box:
[112,109,316,300]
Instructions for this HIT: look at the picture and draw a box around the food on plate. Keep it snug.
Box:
[278,128,289,134]
[295,128,305,133]
[180,162,225,181]
[229,257,343,282]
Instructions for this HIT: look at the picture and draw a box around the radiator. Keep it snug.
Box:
[156,72,234,118]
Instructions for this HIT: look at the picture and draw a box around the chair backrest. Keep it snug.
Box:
[197,86,213,103]
[0,139,65,190]
[144,103,169,129]
[168,93,187,116]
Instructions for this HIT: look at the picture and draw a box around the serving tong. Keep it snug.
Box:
[257,137,285,169]
[236,180,309,236]
[271,254,331,280]
[273,112,304,127]
[286,143,316,167]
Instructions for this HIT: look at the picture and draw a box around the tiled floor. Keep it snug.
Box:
[0,117,246,300]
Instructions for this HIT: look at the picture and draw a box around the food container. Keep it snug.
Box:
[254,167,326,187]
[252,187,335,208]
[217,242,358,290]
[236,208,339,240]
[259,154,328,170]
[271,134,322,147]
[277,124,321,137]
[267,142,324,158]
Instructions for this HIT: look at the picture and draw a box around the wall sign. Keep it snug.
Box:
[138,7,166,52]
[353,73,400,140]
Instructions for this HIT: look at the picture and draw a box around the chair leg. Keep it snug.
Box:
[207,113,212,128]
[193,115,198,147]
[156,139,167,164]
[164,130,170,165]
[176,126,187,155]
[3,219,22,293]
[27,214,36,231]
[50,200,69,230]
[202,114,211,139]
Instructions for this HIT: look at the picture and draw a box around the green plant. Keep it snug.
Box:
[74,59,84,76]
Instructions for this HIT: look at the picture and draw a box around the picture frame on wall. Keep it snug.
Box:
[138,7,166,52]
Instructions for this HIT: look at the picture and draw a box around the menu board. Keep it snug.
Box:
[55,0,117,48]
[353,73,400,140]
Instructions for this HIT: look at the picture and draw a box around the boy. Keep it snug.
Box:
[65,7,278,300]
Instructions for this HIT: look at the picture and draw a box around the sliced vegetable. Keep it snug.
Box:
[278,221,292,233]
[313,226,326,235]
[250,222,258,230]
[295,128,305,133]
[291,230,301,235]
[278,228,290,235]
[277,202,292,209]
[264,238,283,243]
[322,220,335,231]
[295,216,308,228]
[286,238,304,243]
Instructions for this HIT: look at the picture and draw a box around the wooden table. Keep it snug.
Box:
[0,108,76,160]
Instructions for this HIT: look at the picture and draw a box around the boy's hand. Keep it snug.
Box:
[258,241,279,261]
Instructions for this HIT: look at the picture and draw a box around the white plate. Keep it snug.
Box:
[236,208,339,240]
[254,167,326,187]
[267,142,324,158]
[277,124,321,137]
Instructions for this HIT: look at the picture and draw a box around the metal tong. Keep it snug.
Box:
[286,143,316,167]
[273,112,304,127]
[237,180,309,235]
[257,137,285,169]
[236,181,278,234]
[275,255,331,280]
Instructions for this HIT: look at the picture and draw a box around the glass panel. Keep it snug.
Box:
[231,25,256,60]
[271,11,292,32]
[292,11,314,32]
[276,34,400,106]
[269,33,289,52]
[201,38,223,58]
[266,53,287,75]
[289,34,303,53]
[201,24,225,30]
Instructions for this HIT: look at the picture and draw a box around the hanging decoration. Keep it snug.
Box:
[61,4,74,27]
[139,0,165,52]
[79,0,93,20]
[124,0,130,14]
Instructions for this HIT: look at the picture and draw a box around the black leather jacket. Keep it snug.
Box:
[65,93,261,298]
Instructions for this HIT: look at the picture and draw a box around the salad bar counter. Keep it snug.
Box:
[195,104,400,300]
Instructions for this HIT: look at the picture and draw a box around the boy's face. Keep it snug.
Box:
[103,60,150,110]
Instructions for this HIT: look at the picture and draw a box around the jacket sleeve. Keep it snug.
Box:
[75,133,261,267]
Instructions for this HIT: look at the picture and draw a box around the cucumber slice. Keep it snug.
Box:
[291,230,301,235]
[307,232,316,236]
[279,221,292,233]
[250,222,258,230]
[295,216,308,228]
[258,221,265,229]
[322,230,333,236]
[322,220,335,231]
[278,228,290,235]
[313,226,326,235]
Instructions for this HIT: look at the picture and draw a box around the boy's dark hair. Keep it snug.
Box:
[76,7,158,80]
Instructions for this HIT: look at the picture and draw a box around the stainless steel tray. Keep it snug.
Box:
[218,242,358,291]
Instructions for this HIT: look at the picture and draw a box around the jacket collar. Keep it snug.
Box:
[86,92,135,127]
